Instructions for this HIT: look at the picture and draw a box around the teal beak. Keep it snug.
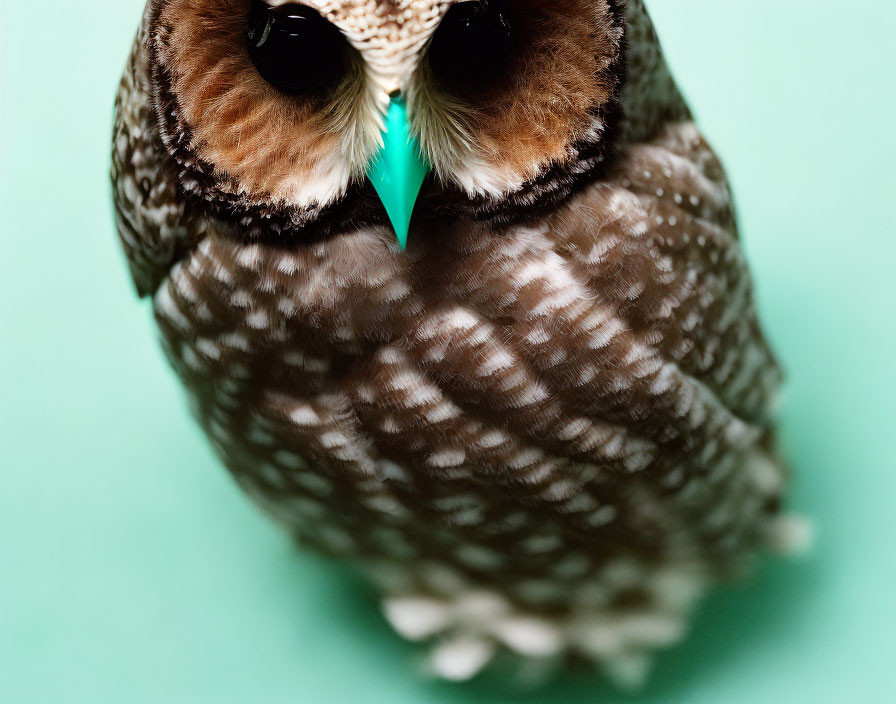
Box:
[366,96,430,250]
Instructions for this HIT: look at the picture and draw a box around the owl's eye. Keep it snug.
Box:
[246,1,347,95]
[428,0,512,91]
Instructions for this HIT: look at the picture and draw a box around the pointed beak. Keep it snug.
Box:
[366,95,430,250]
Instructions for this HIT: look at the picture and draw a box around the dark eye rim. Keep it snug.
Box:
[246,1,349,97]
[427,0,514,94]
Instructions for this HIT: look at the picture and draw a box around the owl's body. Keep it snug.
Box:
[113,0,792,683]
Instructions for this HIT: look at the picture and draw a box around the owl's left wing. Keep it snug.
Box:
[552,121,783,429]
[348,120,786,561]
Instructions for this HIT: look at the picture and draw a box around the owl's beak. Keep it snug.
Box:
[366,95,430,250]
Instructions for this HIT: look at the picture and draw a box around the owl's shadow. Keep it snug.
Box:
[297,542,820,704]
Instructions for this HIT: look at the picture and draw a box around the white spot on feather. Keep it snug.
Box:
[383,597,452,641]
[429,637,495,682]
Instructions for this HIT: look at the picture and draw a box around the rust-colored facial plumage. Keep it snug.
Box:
[157,0,377,207]
[113,0,796,686]
[409,0,622,195]
[152,0,624,215]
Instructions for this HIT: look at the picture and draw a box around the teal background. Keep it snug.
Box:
[1,1,894,701]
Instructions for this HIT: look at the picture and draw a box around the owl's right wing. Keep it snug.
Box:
[111,27,191,298]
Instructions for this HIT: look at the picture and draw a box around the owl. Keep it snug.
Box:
[112,0,799,686]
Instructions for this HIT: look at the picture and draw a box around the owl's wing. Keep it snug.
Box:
[111,28,191,298]
[552,121,783,428]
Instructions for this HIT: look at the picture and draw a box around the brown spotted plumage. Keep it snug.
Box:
[112,0,797,684]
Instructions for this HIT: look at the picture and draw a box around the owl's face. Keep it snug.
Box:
[148,0,625,236]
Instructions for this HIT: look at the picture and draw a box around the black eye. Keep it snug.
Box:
[246,1,347,95]
[428,0,512,91]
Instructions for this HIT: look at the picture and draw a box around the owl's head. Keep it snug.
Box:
[147,0,643,243]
